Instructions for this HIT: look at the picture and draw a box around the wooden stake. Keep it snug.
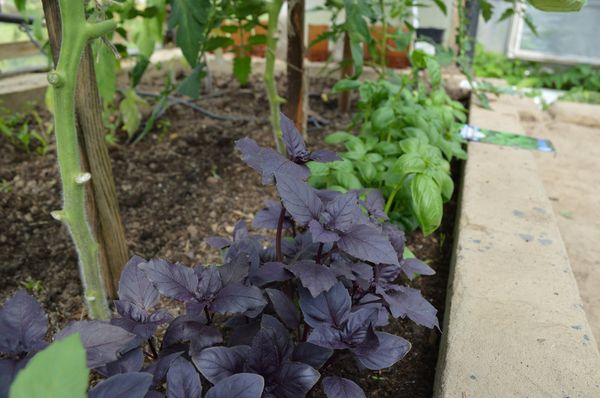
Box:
[338,32,353,113]
[286,0,307,137]
[42,0,128,299]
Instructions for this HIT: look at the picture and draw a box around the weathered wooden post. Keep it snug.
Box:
[286,0,307,137]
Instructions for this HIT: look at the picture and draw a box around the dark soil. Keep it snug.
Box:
[0,73,458,397]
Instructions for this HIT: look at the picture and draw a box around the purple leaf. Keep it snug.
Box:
[112,301,172,340]
[88,372,153,398]
[323,191,360,232]
[211,283,266,315]
[118,256,159,311]
[381,286,439,329]
[205,236,231,250]
[344,308,380,348]
[382,223,405,257]
[401,258,435,280]
[0,290,47,354]
[144,351,183,386]
[322,376,366,398]
[299,282,350,328]
[288,260,338,298]
[247,325,292,377]
[307,306,380,353]
[270,362,320,398]
[55,321,136,369]
[308,220,340,243]
[140,259,199,302]
[282,232,321,261]
[218,252,250,286]
[260,315,293,358]
[338,224,399,265]
[354,302,389,327]
[315,189,341,203]
[196,266,223,298]
[205,373,264,398]
[0,358,18,398]
[252,200,292,230]
[281,112,309,160]
[193,346,248,384]
[226,238,263,271]
[276,175,322,226]
[310,150,340,163]
[187,325,223,356]
[361,189,388,221]
[291,343,332,369]
[95,347,144,378]
[233,220,249,241]
[372,263,402,291]
[355,332,410,370]
[265,289,300,330]
[228,318,262,346]
[306,325,346,350]
[249,262,292,286]
[351,262,374,284]
[235,137,266,173]
[166,357,201,398]
[329,257,355,281]
[236,138,309,184]
[159,314,222,357]
[162,314,207,349]
[145,392,165,398]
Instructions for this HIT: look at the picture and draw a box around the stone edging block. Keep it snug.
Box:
[433,104,600,397]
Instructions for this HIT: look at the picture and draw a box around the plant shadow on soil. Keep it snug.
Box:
[0,74,461,397]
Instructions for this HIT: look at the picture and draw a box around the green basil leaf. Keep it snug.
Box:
[410,174,443,236]
[392,153,427,175]
[332,79,362,93]
[307,161,331,177]
[325,131,355,144]
[371,105,394,131]
[336,171,363,190]
[10,334,88,398]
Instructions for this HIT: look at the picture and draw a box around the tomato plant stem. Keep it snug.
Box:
[47,0,116,319]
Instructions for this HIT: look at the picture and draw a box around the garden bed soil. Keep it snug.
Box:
[0,75,458,397]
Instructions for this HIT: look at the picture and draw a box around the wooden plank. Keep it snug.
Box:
[0,41,40,61]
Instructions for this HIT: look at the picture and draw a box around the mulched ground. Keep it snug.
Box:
[0,73,459,397]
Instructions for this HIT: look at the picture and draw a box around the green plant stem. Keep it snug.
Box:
[48,0,116,320]
[264,0,285,154]
[378,0,387,78]
[384,185,402,215]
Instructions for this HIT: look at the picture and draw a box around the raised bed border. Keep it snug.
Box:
[433,95,600,397]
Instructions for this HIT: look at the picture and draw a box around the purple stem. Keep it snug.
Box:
[315,243,324,264]
[276,206,286,262]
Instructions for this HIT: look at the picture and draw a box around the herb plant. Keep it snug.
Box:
[311,60,465,235]
[2,114,437,397]
[474,44,600,93]
[0,108,53,156]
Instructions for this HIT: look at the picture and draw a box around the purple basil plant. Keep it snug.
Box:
[0,113,438,398]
